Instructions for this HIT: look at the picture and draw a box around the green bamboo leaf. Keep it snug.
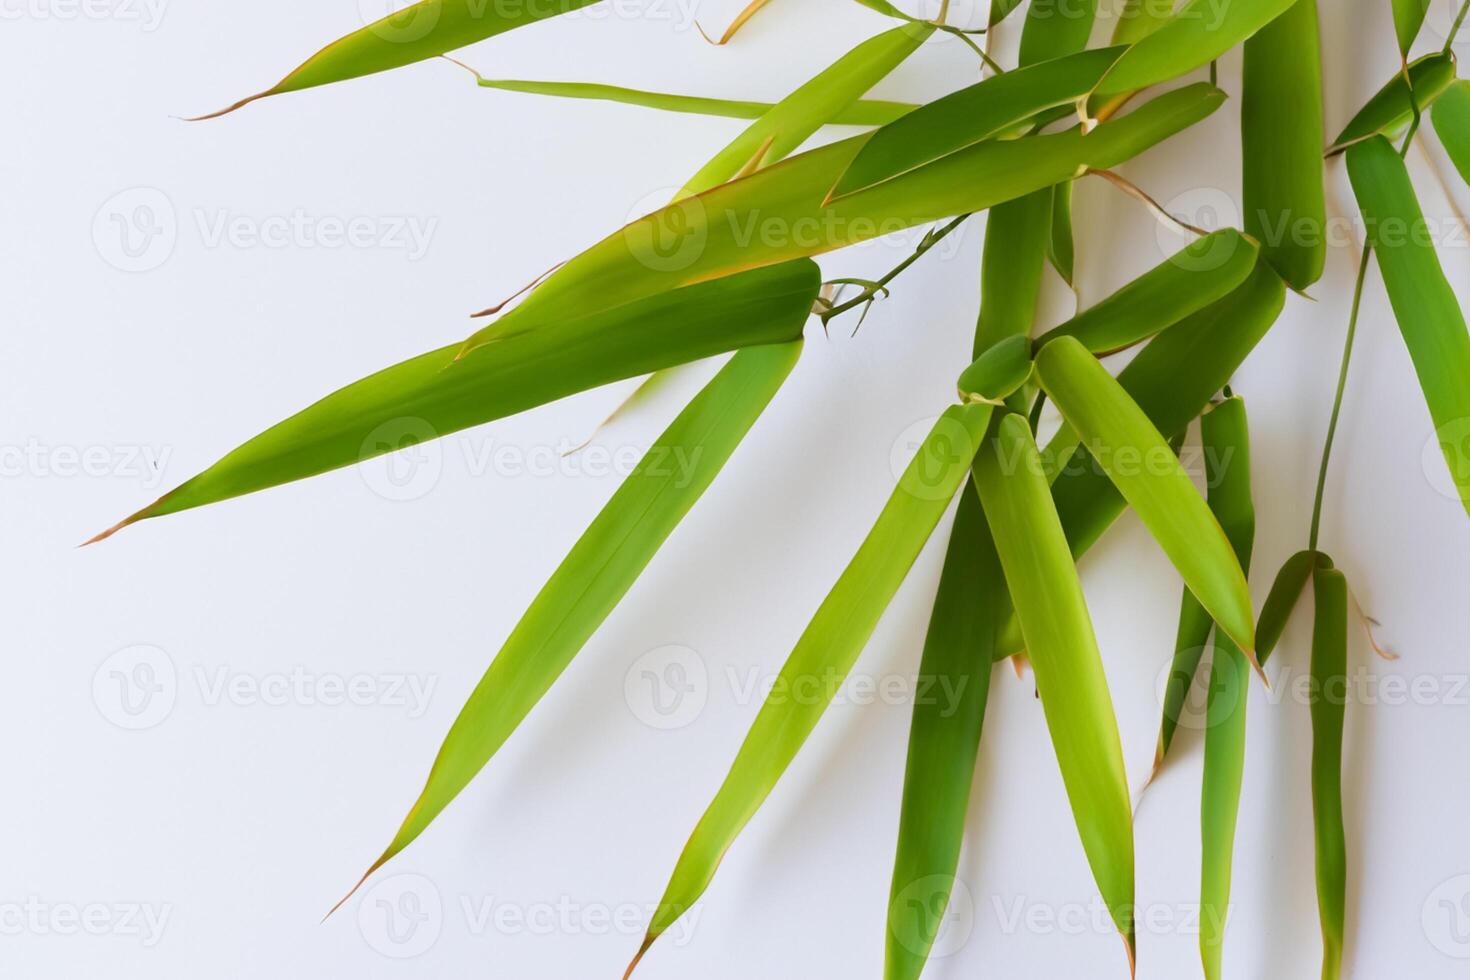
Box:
[1256,548,1322,667]
[702,0,778,45]
[958,336,1035,403]
[828,46,1127,201]
[468,84,1225,353]
[1095,0,1296,98]
[88,260,819,541]
[1154,585,1214,774]
[1347,135,1470,518]
[342,341,801,903]
[1111,0,1174,44]
[679,22,935,197]
[1018,0,1099,66]
[1310,565,1349,980]
[1196,396,1255,980]
[885,491,1000,980]
[194,0,601,118]
[1036,229,1260,354]
[1242,0,1327,290]
[990,0,1026,25]
[1034,336,1257,655]
[630,403,993,974]
[1430,80,1470,182]
[1392,0,1432,57]
[1328,51,1458,153]
[972,413,1136,965]
[1048,181,1077,287]
[977,189,1054,347]
[470,77,915,125]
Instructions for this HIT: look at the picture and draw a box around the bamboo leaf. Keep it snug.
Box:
[828,46,1127,201]
[1196,396,1255,980]
[1018,0,1099,66]
[958,336,1035,403]
[1242,0,1327,289]
[977,189,1054,348]
[1048,181,1077,287]
[990,0,1026,25]
[1392,0,1432,57]
[630,403,993,973]
[679,22,936,197]
[1154,582,1214,774]
[194,0,601,118]
[1036,229,1260,354]
[1347,135,1470,518]
[1111,0,1174,44]
[1256,548,1322,667]
[885,490,1000,980]
[471,77,915,125]
[1095,0,1296,98]
[1035,336,1257,655]
[468,84,1225,354]
[88,260,819,541]
[1430,80,1470,183]
[972,413,1136,965]
[1328,52,1458,154]
[345,341,801,900]
[1309,564,1349,980]
[702,0,778,45]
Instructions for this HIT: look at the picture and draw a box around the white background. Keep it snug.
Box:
[4,0,1470,976]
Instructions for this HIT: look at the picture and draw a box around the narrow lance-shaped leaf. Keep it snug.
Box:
[1256,549,1325,668]
[195,0,602,118]
[1095,0,1296,98]
[1018,0,1099,66]
[1111,0,1175,44]
[1242,0,1327,290]
[474,83,1225,351]
[1392,0,1432,58]
[958,336,1035,404]
[1328,52,1458,154]
[1310,565,1350,980]
[1430,81,1470,183]
[702,0,778,45]
[829,46,1127,201]
[1197,396,1256,980]
[679,22,935,197]
[1347,135,1470,519]
[88,260,819,541]
[342,342,802,904]
[884,490,1000,980]
[628,403,994,975]
[470,77,914,126]
[1036,229,1260,355]
[977,189,1053,350]
[972,413,1136,966]
[1048,181,1077,288]
[1154,564,1214,775]
[1034,336,1257,656]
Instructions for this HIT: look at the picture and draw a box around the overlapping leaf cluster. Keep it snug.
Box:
[99,1,1470,977]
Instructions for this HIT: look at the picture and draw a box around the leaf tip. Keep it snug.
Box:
[622,933,657,980]
[182,89,274,122]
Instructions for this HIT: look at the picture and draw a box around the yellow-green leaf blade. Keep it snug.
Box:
[1430,80,1470,182]
[1035,336,1256,654]
[1328,51,1458,153]
[972,413,1135,960]
[1095,0,1296,97]
[977,189,1054,349]
[885,490,1000,980]
[91,260,819,540]
[1256,548,1321,667]
[356,341,801,890]
[1347,134,1470,518]
[1392,0,1432,57]
[1242,0,1327,289]
[1310,565,1349,980]
[634,403,993,964]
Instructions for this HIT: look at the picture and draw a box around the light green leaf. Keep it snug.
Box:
[1242,0,1327,289]
[1196,396,1255,980]
[1347,135,1470,518]
[958,336,1035,403]
[1430,80,1470,182]
[1328,51,1458,153]
[347,341,801,898]
[680,22,935,197]
[972,412,1136,964]
[88,260,819,541]
[471,77,915,125]
[1019,0,1099,65]
[1154,575,1214,774]
[195,0,601,118]
[632,403,993,970]
[828,46,1126,201]
[1048,181,1077,287]
[1095,0,1297,98]
[1256,548,1323,667]
[977,189,1054,348]
[1111,0,1175,44]
[1035,336,1256,655]
[1392,0,1432,57]
[885,490,1000,980]
[1310,564,1349,980]
[1036,229,1260,354]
